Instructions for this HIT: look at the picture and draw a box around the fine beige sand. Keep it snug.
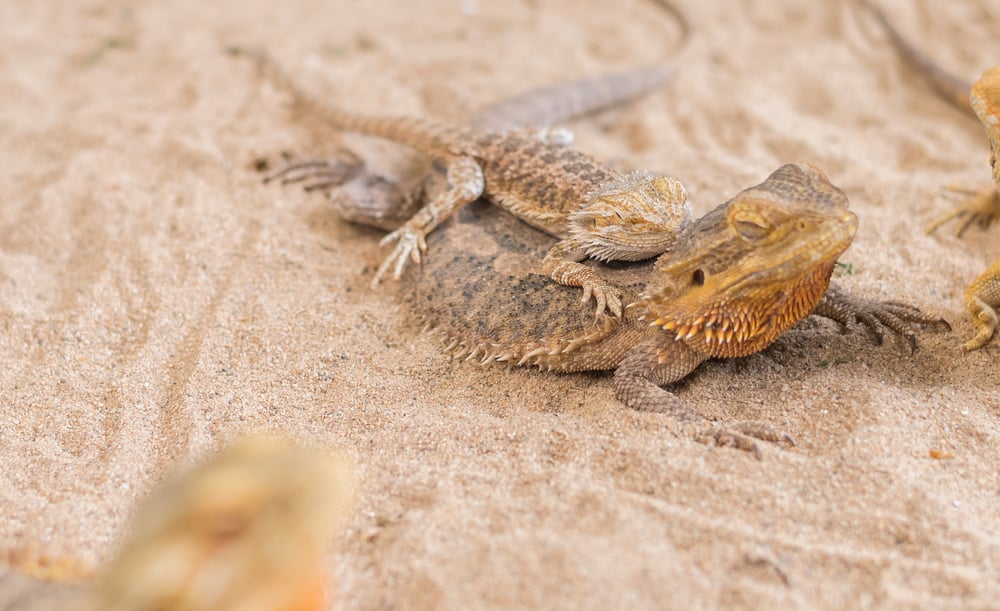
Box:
[2,0,999,608]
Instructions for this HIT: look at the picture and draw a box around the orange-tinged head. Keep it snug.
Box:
[632,163,857,358]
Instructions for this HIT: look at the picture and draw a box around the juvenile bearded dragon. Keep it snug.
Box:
[240,48,692,318]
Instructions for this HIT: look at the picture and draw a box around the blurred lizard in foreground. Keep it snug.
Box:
[859,0,1000,350]
[1,435,354,611]
[266,61,688,233]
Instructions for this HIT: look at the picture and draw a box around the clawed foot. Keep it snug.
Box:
[262,150,364,192]
[581,281,623,318]
[372,226,427,285]
[697,421,796,459]
[816,284,950,353]
[964,298,998,351]
[963,261,1000,350]
[925,186,1000,237]
[847,299,949,353]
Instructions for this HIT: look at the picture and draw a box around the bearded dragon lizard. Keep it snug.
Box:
[265,61,686,232]
[1,436,354,611]
[859,0,1000,350]
[261,0,691,234]
[239,47,692,319]
[395,163,945,454]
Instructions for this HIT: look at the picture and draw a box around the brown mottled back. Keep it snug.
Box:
[403,200,657,371]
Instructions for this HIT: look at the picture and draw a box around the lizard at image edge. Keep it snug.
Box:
[860,0,1000,350]
[0,436,353,611]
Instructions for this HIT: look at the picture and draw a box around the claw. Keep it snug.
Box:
[578,281,623,319]
[816,285,949,352]
[697,421,795,459]
[372,227,428,286]
[261,151,364,191]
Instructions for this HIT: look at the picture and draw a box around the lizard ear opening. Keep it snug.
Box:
[692,269,705,286]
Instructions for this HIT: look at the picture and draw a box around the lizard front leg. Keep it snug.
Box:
[373,155,484,285]
[613,335,793,457]
[545,172,690,318]
[542,239,623,318]
[812,282,950,352]
[939,66,1000,350]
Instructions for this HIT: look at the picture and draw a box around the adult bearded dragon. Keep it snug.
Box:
[396,163,945,452]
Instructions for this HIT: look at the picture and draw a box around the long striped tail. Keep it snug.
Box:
[231,46,477,157]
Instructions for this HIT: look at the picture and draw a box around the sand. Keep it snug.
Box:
[1,0,998,608]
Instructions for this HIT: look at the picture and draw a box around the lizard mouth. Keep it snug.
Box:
[635,208,857,358]
[638,263,838,357]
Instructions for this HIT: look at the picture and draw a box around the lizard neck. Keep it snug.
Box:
[649,261,836,359]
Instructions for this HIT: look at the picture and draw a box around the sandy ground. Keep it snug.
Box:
[1,0,999,608]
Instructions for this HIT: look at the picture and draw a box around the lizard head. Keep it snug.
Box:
[569,171,692,261]
[970,66,1000,188]
[631,162,857,358]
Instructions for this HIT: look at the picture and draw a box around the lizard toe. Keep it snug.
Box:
[816,285,948,353]
[697,421,795,459]
[262,149,364,190]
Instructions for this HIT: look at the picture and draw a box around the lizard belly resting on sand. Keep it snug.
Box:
[860,1,1000,349]
[398,163,944,451]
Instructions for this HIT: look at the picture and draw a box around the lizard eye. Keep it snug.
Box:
[692,269,705,286]
[728,203,772,240]
[733,219,770,240]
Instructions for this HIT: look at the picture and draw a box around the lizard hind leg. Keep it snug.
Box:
[262,147,365,192]
[613,335,794,457]
[372,155,484,285]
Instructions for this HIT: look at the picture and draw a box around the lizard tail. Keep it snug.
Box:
[230,45,476,157]
[857,0,973,114]
[470,64,681,132]
[471,0,691,131]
